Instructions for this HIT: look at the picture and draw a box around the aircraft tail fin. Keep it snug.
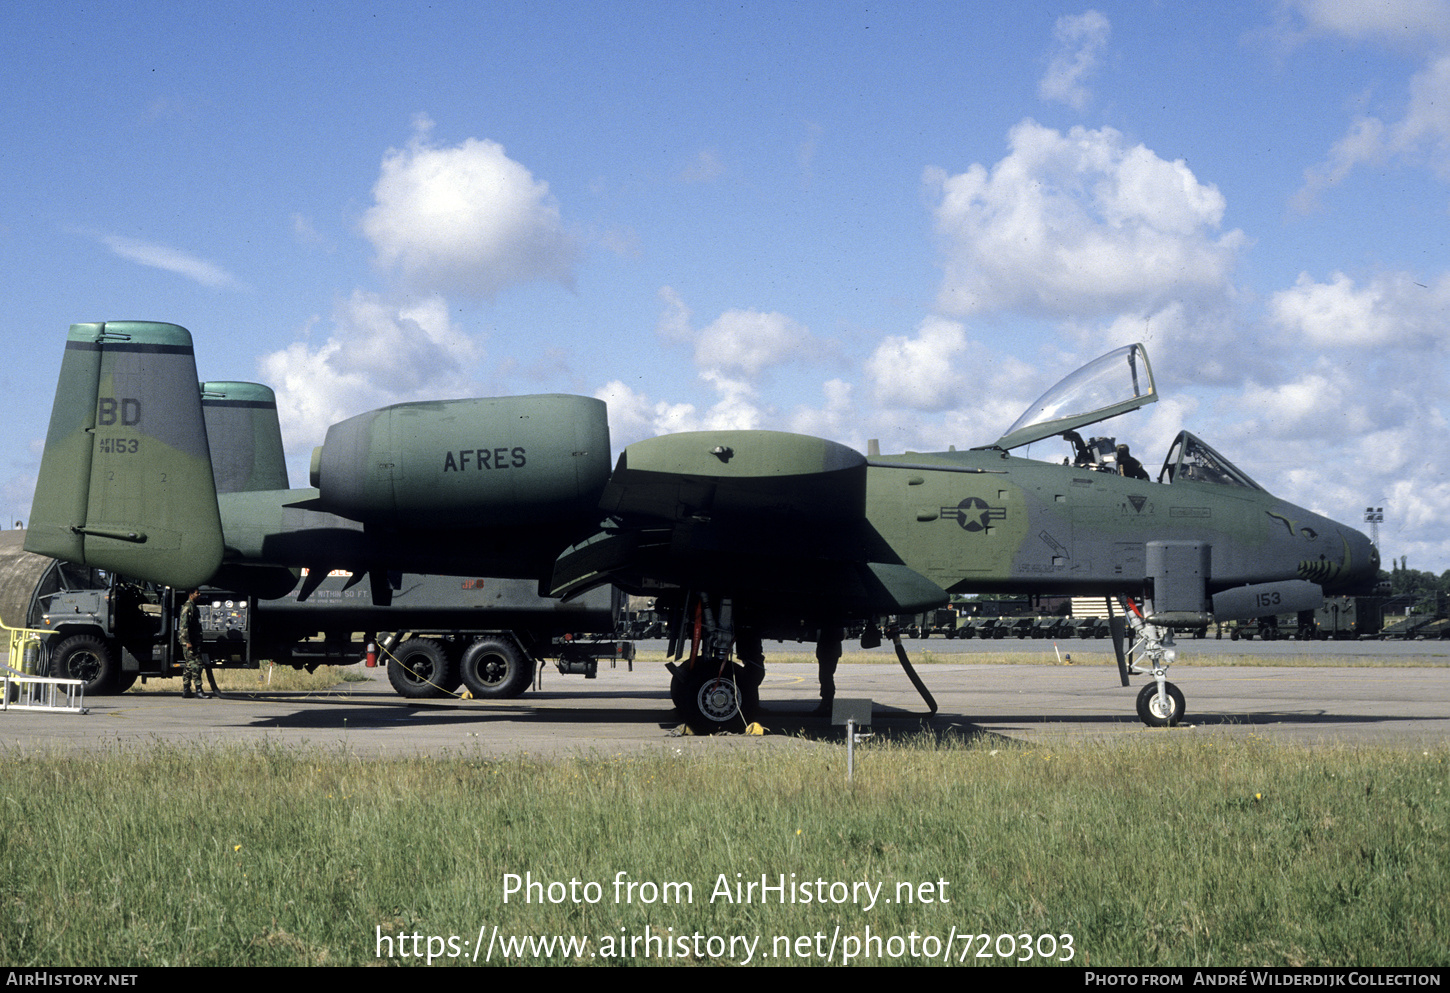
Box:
[25,322,224,589]
[201,381,289,493]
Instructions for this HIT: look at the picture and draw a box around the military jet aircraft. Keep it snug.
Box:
[26,322,1380,730]
[548,341,1381,729]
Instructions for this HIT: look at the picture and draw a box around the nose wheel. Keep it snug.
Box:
[1136,680,1185,727]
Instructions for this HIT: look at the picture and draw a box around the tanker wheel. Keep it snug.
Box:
[459,637,532,699]
[50,635,120,694]
[386,638,452,699]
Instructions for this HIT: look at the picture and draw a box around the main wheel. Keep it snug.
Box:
[50,635,120,694]
[669,664,690,712]
[1136,681,1185,728]
[386,638,452,699]
[458,637,532,699]
[682,661,748,734]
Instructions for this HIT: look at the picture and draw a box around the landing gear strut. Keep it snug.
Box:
[665,594,761,734]
[1115,598,1187,728]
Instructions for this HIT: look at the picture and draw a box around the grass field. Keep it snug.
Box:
[1,734,1445,967]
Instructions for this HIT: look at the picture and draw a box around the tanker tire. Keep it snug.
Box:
[387,638,452,699]
[50,635,120,695]
[459,637,532,699]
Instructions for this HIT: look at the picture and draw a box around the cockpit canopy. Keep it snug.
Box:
[1157,431,1264,491]
[989,343,1264,491]
[992,343,1156,452]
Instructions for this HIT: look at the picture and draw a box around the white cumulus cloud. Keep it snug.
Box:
[695,309,814,377]
[595,373,768,450]
[259,290,480,456]
[926,121,1245,323]
[1285,0,1450,48]
[1269,270,1450,349]
[1285,2,1450,206]
[361,121,577,298]
[656,286,818,378]
[865,316,970,411]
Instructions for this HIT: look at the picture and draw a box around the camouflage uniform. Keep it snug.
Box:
[814,626,842,715]
[179,591,206,698]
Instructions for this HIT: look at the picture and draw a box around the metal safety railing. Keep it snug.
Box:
[1,620,87,715]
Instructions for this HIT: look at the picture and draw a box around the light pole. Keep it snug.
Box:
[1364,507,1383,550]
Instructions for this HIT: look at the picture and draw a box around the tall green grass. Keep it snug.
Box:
[1,736,1445,966]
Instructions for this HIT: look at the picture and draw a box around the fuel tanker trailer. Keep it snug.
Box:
[0,526,627,698]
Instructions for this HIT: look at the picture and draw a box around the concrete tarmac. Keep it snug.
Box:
[4,636,1447,756]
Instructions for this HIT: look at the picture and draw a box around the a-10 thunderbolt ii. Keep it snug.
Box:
[26,321,1380,730]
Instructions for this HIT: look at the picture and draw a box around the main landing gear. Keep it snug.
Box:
[663,594,939,734]
[669,656,760,734]
[663,594,764,735]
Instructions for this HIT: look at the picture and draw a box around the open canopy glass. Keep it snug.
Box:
[991,343,1157,452]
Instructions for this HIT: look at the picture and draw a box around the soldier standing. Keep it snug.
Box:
[179,589,208,699]
[814,626,842,716]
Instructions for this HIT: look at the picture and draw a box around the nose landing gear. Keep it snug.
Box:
[1114,597,1188,728]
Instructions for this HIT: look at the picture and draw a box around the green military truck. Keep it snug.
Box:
[2,530,629,699]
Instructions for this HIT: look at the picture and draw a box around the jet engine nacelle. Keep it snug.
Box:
[308,395,611,529]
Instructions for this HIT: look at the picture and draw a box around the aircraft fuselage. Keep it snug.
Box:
[864,448,1374,598]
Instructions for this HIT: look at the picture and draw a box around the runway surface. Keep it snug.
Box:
[4,634,1447,755]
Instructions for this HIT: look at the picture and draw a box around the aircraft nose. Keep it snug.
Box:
[1338,526,1380,593]
[1295,521,1380,592]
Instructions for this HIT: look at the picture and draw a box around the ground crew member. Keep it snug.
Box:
[814,626,842,716]
[179,589,208,699]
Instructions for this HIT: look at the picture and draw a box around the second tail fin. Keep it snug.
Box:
[201,380,289,493]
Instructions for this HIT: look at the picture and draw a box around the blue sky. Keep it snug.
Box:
[4,1,1449,569]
